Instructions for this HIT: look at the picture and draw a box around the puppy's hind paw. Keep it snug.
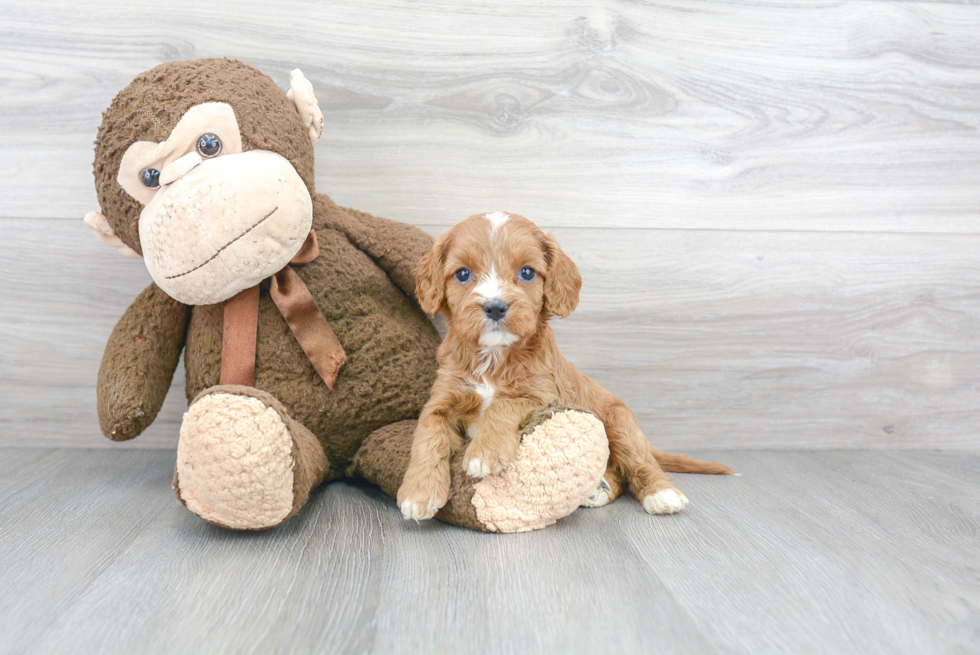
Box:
[400,499,439,521]
[643,488,689,515]
[581,477,613,508]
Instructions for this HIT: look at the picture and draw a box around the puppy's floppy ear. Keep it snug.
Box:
[415,233,450,316]
[542,232,581,317]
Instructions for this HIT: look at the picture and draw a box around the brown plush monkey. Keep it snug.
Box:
[86,58,610,532]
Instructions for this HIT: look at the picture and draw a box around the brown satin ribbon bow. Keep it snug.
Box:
[219,230,347,390]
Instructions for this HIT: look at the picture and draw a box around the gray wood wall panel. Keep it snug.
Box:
[1,0,979,449]
[3,219,978,449]
[1,0,978,231]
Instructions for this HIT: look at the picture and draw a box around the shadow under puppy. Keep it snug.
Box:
[398,212,732,520]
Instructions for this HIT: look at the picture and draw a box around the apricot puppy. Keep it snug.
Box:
[397,212,732,520]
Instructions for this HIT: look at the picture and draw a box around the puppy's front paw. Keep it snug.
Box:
[642,488,689,515]
[466,458,492,478]
[396,467,450,521]
[462,439,517,478]
[400,498,441,521]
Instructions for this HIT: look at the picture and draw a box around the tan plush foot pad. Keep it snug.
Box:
[471,409,609,533]
[176,393,295,530]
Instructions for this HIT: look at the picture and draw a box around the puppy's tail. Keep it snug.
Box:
[651,447,735,475]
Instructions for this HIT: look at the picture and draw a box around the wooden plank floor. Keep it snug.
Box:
[1,448,976,654]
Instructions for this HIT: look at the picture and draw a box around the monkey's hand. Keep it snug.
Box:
[97,283,190,441]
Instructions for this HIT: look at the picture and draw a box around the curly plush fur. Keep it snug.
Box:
[94,59,441,526]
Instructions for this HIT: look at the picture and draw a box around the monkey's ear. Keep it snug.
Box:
[84,210,141,259]
[415,234,450,317]
[287,69,324,145]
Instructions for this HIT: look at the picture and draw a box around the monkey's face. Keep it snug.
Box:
[116,102,313,305]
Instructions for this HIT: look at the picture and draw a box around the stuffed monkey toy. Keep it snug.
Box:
[86,58,610,533]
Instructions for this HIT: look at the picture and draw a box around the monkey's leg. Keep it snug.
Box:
[173,385,329,530]
[349,405,609,533]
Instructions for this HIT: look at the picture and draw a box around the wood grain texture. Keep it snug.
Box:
[0,448,977,654]
[0,0,978,231]
[0,219,185,449]
[2,1,979,450]
[3,218,978,449]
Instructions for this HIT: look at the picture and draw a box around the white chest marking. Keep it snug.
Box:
[473,346,506,379]
[473,379,495,411]
[465,377,496,439]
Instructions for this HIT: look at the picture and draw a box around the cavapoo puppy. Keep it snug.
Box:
[397,212,732,520]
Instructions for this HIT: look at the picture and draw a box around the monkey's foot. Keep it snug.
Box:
[466,406,609,533]
[173,385,328,530]
[351,405,609,533]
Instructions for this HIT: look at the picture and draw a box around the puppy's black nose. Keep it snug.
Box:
[483,300,508,322]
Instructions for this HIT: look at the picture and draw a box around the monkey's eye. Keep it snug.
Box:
[197,133,221,158]
[455,268,471,283]
[519,266,536,281]
[140,168,161,189]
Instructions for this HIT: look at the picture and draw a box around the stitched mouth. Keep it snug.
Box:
[165,207,278,280]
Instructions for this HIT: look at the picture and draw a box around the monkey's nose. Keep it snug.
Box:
[483,300,508,322]
[160,151,204,186]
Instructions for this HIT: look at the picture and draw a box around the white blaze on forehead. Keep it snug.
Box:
[484,211,510,233]
[474,266,504,302]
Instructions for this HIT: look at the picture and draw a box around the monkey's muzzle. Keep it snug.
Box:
[139,149,314,306]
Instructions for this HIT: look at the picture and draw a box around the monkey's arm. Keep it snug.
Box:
[327,202,435,300]
[97,283,190,441]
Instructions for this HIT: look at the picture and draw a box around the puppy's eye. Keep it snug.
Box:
[519,266,536,281]
[140,168,161,189]
[455,268,471,283]
[197,133,221,158]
